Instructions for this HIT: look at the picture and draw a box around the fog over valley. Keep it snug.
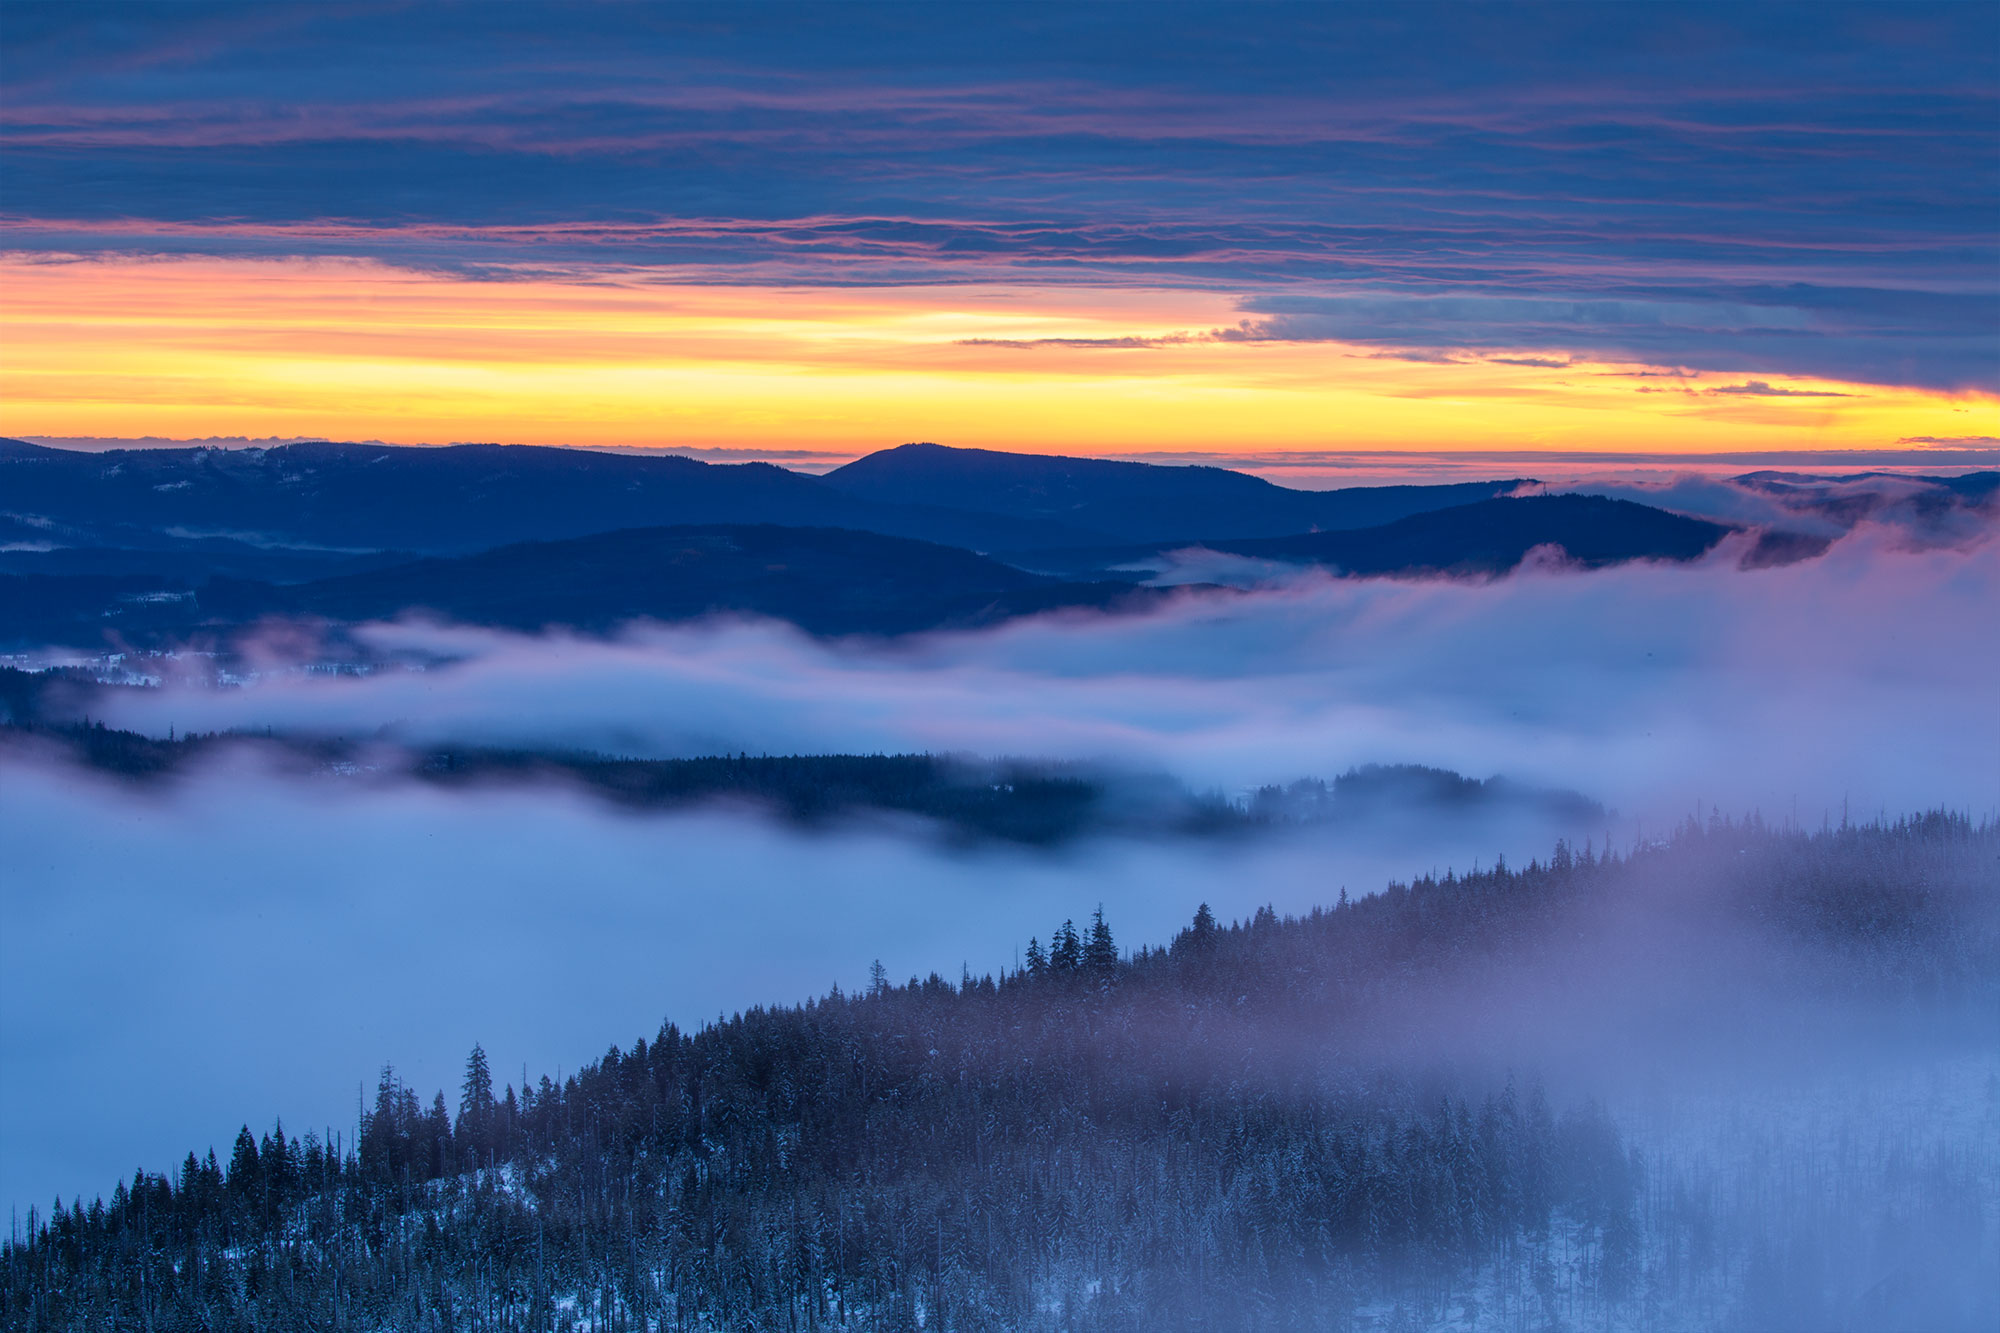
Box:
[4,517,1996,1223]
[71,521,2000,821]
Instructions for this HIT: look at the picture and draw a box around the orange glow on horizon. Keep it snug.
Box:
[2,255,1991,457]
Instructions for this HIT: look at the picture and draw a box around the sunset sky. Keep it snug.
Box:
[2,2,1994,463]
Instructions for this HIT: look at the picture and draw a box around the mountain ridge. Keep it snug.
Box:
[0,496,1747,649]
[1,437,1539,557]
[0,523,1171,646]
[1015,493,1738,581]
[826,441,1534,542]
[0,439,1102,555]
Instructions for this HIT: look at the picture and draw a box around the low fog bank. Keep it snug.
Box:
[1119,469,1996,586]
[0,755,1594,1216]
[0,717,1607,847]
[1540,467,1997,548]
[1620,1052,1999,1332]
[89,524,2000,828]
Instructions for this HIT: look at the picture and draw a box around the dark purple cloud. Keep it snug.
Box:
[1,2,1994,388]
[1707,381,1854,398]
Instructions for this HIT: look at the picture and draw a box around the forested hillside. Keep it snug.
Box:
[821,443,1528,543]
[0,440,1093,556]
[1019,495,1734,582]
[0,524,1169,648]
[7,814,1995,1331]
[0,439,1526,560]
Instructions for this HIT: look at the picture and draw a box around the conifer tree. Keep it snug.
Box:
[1051,919,1082,972]
[227,1126,260,1198]
[459,1044,494,1164]
[1177,902,1219,959]
[261,1121,292,1198]
[1084,906,1117,979]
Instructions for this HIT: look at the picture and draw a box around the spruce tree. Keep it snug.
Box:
[1051,919,1082,972]
[459,1044,494,1164]
[1177,902,1218,957]
[227,1126,260,1198]
[1084,907,1117,979]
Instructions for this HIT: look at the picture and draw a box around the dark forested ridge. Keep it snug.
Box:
[0,698,1605,845]
[10,438,1933,654]
[0,525,1171,648]
[0,439,1525,559]
[0,439,1095,556]
[8,814,1995,1331]
[0,497,1747,652]
[1211,496,1730,575]
[822,443,1531,544]
[197,526,1164,638]
[1019,495,1736,582]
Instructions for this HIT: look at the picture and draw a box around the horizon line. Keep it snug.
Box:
[10,434,1998,475]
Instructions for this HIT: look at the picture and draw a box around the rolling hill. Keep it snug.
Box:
[825,441,1531,542]
[0,439,1096,556]
[0,525,1167,647]
[1019,493,1736,580]
[1,438,1532,559]
[0,496,1743,649]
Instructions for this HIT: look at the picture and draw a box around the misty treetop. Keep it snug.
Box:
[7,811,1995,1331]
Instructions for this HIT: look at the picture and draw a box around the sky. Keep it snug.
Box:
[2,1,1995,459]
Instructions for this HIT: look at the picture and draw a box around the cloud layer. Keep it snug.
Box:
[93,520,2000,827]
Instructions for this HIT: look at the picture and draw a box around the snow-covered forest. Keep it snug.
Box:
[8,812,1995,1331]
